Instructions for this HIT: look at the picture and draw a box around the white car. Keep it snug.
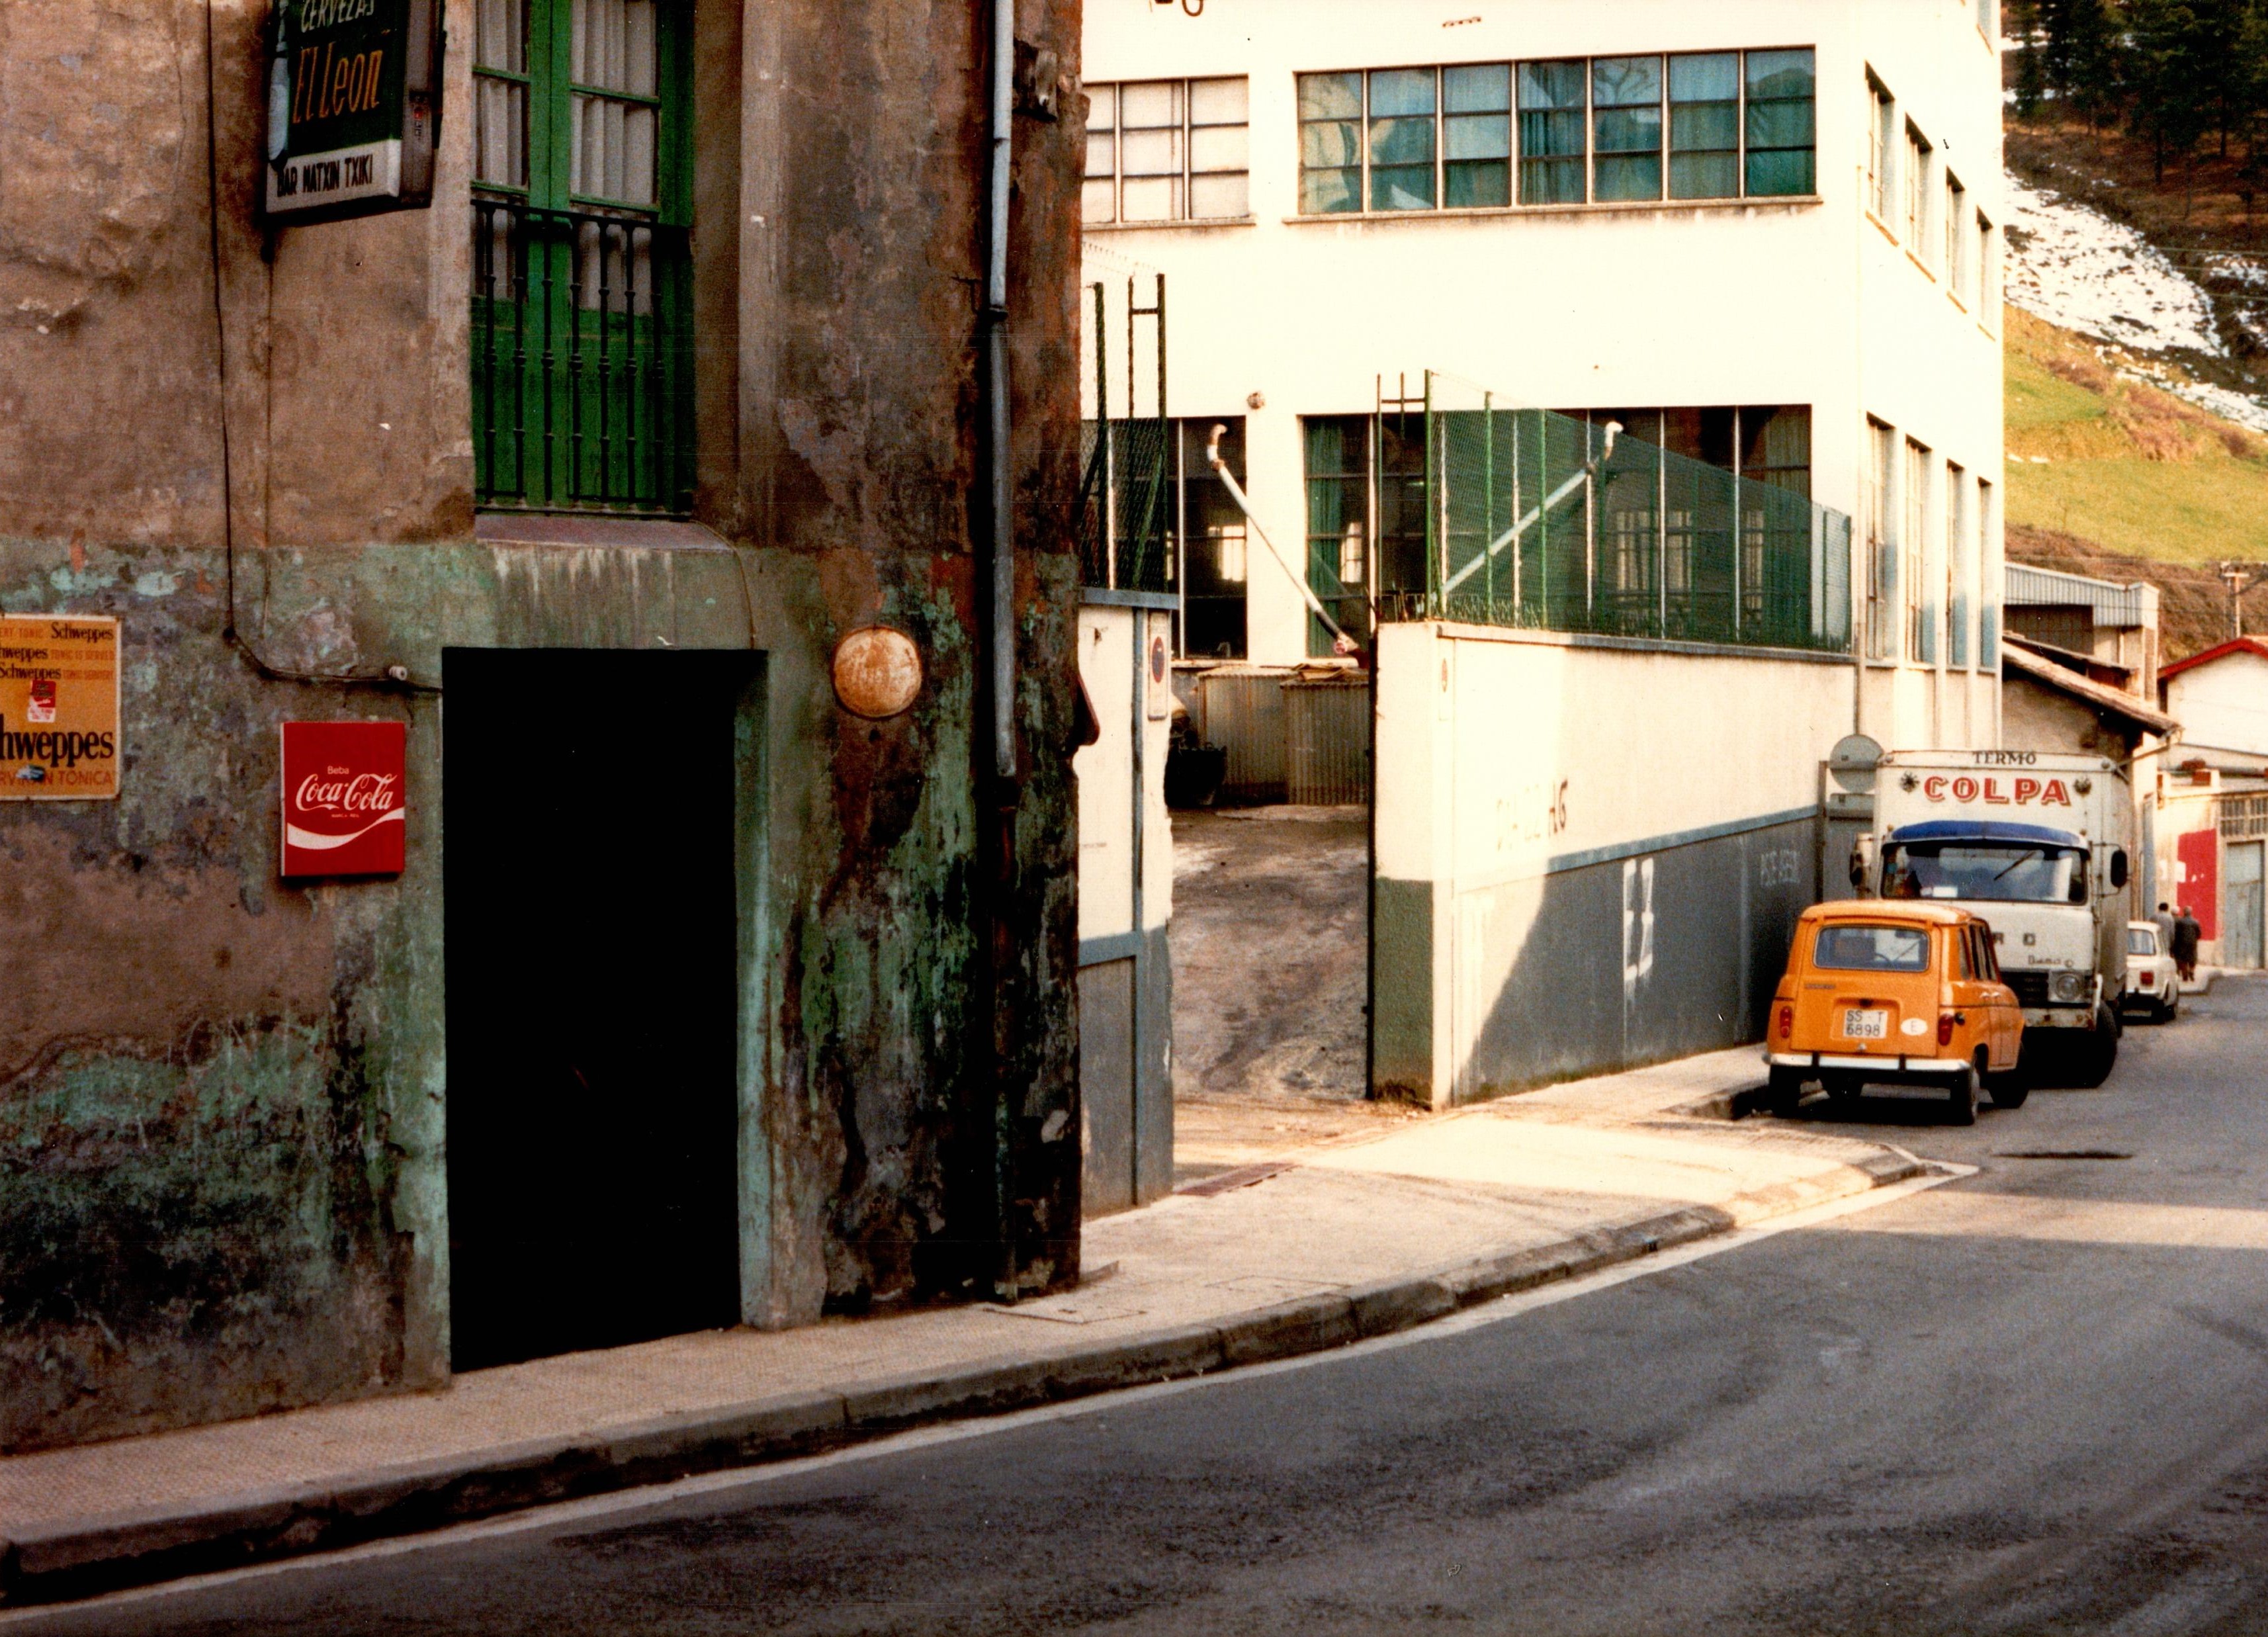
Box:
[2122,920,2180,1022]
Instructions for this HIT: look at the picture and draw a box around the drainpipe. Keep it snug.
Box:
[985,0,1016,781]
[979,0,1019,1304]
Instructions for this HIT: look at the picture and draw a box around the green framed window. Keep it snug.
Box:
[472,0,694,515]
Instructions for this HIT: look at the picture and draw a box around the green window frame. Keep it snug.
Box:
[1303,416,1372,657]
[472,0,695,515]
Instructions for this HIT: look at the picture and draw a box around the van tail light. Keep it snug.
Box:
[1937,1014,1956,1047]
[1776,1005,1794,1040]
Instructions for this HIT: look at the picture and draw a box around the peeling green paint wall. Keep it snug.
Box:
[0,0,1087,1453]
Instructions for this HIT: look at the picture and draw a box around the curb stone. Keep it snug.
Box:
[0,1149,1921,1609]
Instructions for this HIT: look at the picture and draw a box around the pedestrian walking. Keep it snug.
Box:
[2154,901,2177,951]
[2172,905,2202,984]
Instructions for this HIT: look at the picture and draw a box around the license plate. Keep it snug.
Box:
[1841,1008,1889,1040]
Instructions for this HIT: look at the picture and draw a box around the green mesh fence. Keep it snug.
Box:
[1416,373,1851,653]
[1074,417,1174,594]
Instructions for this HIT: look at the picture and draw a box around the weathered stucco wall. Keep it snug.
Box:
[0,0,1085,1453]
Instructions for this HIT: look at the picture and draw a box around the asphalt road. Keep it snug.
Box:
[28,978,2268,1636]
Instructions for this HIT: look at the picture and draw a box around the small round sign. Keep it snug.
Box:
[832,626,923,719]
[1149,633,1168,686]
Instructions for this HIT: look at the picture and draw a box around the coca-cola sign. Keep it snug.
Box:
[279,720,406,877]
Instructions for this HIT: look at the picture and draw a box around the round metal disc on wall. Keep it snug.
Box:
[832,626,923,719]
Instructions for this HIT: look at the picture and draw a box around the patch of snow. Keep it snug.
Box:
[2003,175,2226,357]
[2203,254,2268,289]
[2123,364,2268,435]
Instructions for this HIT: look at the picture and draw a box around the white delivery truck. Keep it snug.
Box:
[1856,750,2133,1086]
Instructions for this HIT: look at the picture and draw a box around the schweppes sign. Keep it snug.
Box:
[264,0,441,223]
[0,615,121,801]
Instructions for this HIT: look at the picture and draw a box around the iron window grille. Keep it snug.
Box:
[472,0,693,516]
[1297,47,1814,215]
[1083,77,1250,226]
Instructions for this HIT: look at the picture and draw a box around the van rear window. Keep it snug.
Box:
[1813,924,1931,971]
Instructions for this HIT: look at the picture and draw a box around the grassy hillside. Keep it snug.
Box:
[2003,306,2268,568]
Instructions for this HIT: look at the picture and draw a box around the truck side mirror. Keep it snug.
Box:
[2111,848,2129,890]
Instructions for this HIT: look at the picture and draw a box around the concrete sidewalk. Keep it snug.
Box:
[0,1046,1920,1607]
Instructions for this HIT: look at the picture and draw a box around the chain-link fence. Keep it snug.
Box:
[1411,373,1851,654]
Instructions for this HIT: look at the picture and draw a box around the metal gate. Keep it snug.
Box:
[2229,840,2265,968]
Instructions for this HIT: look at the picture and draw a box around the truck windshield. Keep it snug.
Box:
[1881,842,2083,904]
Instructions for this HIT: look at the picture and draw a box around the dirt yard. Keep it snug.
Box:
[1168,806,1424,1181]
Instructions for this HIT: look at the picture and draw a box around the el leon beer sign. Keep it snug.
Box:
[0,615,121,801]
[281,721,406,877]
[264,0,441,224]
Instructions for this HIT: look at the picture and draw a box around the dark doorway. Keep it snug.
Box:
[445,648,753,1370]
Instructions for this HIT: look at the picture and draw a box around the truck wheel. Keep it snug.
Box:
[1766,1067,1805,1118]
[2072,1005,2120,1089]
[1946,1063,1980,1126]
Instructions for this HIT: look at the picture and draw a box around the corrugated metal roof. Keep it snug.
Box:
[2003,564,2152,627]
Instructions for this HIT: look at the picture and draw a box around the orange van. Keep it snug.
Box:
[1765,901,2025,1124]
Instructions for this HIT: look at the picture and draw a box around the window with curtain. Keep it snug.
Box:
[1084,77,1250,226]
[1591,56,1662,202]
[1946,460,1970,666]
[1444,63,1512,206]
[1368,68,1437,210]
[1904,437,1933,662]
[1297,72,1363,215]
[1978,478,1999,664]
[1303,416,1372,656]
[1744,49,1815,195]
[472,0,693,514]
[1176,420,1248,659]
[1668,53,1739,199]
[1866,419,1896,660]
[1518,60,1587,204]
[1904,123,1932,253]
[1946,174,1968,297]
[1866,73,1895,222]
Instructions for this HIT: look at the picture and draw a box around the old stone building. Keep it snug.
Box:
[0,0,1086,1452]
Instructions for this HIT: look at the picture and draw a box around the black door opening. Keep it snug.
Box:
[445,648,751,1370]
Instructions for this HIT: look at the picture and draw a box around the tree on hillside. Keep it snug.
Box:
[2128,0,2215,180]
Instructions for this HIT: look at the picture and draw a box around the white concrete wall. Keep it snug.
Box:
[2165,649,2268,764]
[1081,0,2003,754]
[1374,623,1853,1104]
[1074,603,1176,946]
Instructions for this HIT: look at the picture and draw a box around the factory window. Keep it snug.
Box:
[1946,173,1968,300]
[1744,49,1815,196]
[1176,420,1250,660]
[1905,437,1933,663]
[1592,56,1663,202]
[1978,477,2000,665]
[1904,122,1933,259]
[472,0,694,514]
[1295,48,1815,215]
[1084,77,1250,225]
[1303,416,1373,656]
[1865,419,1896,660]
[1668,53,1739,200]
[1946,461,1970,666]
[1866,72,1895,224]
[1516,60,1587,203]
[1443,63,1513,206]
[1369,67,1438,210]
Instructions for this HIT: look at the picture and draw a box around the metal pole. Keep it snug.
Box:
[984,0,1014,781]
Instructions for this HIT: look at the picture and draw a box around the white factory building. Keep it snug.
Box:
[1079,0,2007,755]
